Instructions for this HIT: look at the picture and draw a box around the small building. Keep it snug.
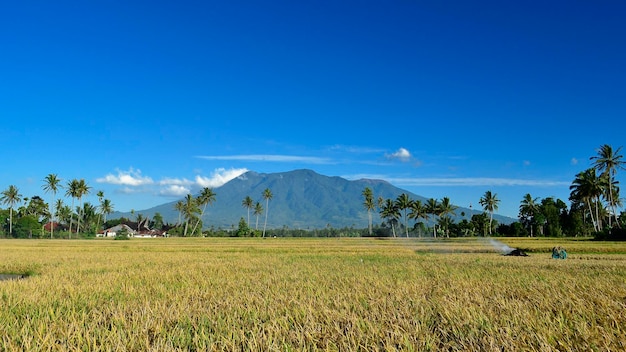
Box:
[99,224,137,237]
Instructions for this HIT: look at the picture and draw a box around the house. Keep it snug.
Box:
[98,224,136,237]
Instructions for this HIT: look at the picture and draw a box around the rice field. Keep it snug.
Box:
[1,237,625,351]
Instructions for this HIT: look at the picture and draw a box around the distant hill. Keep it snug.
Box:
[112,169,516,229]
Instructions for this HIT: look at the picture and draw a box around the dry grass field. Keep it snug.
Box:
[1,237,625,351]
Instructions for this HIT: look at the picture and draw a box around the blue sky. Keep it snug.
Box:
[1,0,624,219]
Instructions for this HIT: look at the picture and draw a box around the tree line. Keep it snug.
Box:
[0,144,623,239]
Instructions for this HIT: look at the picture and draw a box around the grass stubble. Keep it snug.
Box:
[0,237,624,351]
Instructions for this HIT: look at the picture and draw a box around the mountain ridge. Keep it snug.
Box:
[111,169,516,229]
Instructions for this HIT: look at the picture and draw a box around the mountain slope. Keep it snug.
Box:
[114,169,516,229]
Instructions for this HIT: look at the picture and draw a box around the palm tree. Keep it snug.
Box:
[425,198,440,237]
[75,179,91,233]
[438,197,457,237]
[362,187,375,236]
[395,193,413,237]
[100,199,114,226]
[570,168,604,232]
[479,190,500,235]
[191,187,216,235]
[95,190,105,233]
[181,194,199,237]
[519,193,539,237]
[591,144,625,228]
[42,174,62,238]
[242,196,254,225]
[65,179,80,237]
[380,198,399,237]
[253,202,263,230]
[262,188,273,238]
[1,185,22,236]
[174,200,184,226]
[408,200,427,237]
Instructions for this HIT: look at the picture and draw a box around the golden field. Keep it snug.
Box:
[1,237,625,351]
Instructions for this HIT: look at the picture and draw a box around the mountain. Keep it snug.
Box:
[113,169,516,229]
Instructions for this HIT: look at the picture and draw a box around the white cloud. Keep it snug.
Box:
[195,167,248,188]
[196,154,333,164]
[523,160,531,166]
[96,168,154,186]
[158,177,195,186]
[159,185,190,197]
[571,158,578,165]
[386,147,412,162]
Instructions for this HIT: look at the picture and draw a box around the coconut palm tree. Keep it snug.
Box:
[181,194,199,237]
[1,185,22,236]
[479,190,500,235]
[362,187,375,236]
[519,193,539,237]
[100,199,114,226]
[590,144,624,228]
[242,196,254,225]
[191,187,216,235]
[42,174,62,238]
[570,168,604,232]
[380,198,399,237]
[65,179,80,237]
[174,200,184,226]
[438,197,457,237]
[262,188,273,238]
[425,198,440,237]
[408,200,427,237]
[395,193,413,237]
[75,179,91,233]
[253,201,263,230]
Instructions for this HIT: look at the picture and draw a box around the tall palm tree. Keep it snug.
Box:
[591,144,625,228]
[253,202,263,230]
[395,193,413,237]
[1,185,22,236]
[425,198,440,237]
[42,174,62,238]
[181,194,199,237]
[380,198,399,237]
[174,200,184,226]
[570,168,604,232]
[262,188,273,238]
[479,190,500,235]
[100,199,114,227]
[95,190,105,233]
[362,187,375,236]
[65,179,80,237]
[438,197,457,237]
[191,187,216,235]
[75,179,91,233]
[519,193,539,237]
[408,200,427,237]
[242,196,254,225]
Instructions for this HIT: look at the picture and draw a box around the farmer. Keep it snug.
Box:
[552,246,567,259]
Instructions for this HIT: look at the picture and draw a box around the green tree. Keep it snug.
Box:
[42,173,62,238]
[380,198,399,237]
[242,196,254,226]
[191,187,216,235]
[408,200,427,237]
[253,202,263,230]
[591,144,624,228]
[75,179,91,234]
[479,190,500,235]
[438,197,457,237]
[362,187,375,236]
[262,188,273,238]
[65,179,80,237]
[570,168,604,232]
[519,193,539,237]
[181,194,199,237]
[1,185,22,236]
[395,193,413,238]
[425,198,440,237]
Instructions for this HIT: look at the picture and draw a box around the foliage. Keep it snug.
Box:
[114,226,131,240]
